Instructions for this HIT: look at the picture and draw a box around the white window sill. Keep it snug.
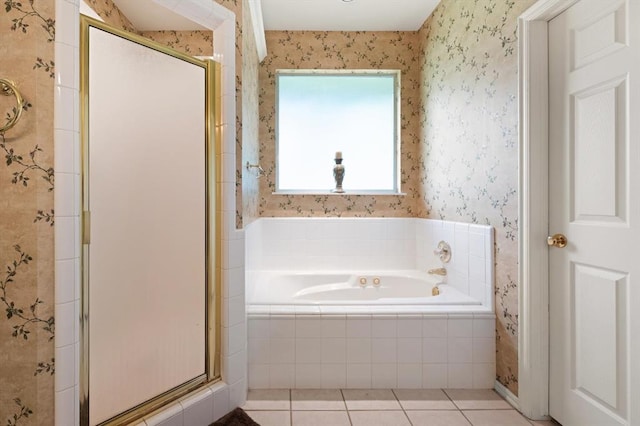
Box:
[273,191,406,196]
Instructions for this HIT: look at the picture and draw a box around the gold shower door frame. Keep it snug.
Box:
[79,16,222,426]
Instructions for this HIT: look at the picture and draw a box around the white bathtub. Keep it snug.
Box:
[247,271,482,306]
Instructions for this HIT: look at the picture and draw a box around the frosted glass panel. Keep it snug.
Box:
[87,26,207,425]
[277,73,397,191]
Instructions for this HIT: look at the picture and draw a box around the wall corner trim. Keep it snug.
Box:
[248,0,267,61]
[494,380,520,411]
[517,0,578,422]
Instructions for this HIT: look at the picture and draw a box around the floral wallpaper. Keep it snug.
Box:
[418,0,535,395]
[258,31,422,218]
[241,0,260,226]
[141,31,213,57]
[1,0,56,424]
[83,0,136,33]
[82,1,214,57]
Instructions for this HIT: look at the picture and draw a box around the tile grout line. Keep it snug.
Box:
[391,388,414,426]
[443,388,474,426]
[340,389,354,426]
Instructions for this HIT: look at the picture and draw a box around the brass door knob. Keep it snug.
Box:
[547,233,567,248]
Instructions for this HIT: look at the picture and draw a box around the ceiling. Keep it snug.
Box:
[110,0,208,31]
[261,0,440,31]
[107,0,439,32]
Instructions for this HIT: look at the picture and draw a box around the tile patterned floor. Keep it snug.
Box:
[242,389,561,426]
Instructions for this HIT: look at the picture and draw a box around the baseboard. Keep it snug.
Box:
[494,380,520,410]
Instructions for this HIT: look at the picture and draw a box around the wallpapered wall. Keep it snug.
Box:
[258,31,422,218]
[258,0,536,395]
[417,0,535,395]
[1,1,56,423]
[241,0,260,225]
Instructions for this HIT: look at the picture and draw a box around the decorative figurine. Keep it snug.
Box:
[332,151,345,193]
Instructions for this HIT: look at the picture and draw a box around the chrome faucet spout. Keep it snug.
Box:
[428,267,447,276]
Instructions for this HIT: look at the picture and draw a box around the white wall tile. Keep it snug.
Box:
[269,364,294,388]
[422,338,447,363]
[229,379,247,408]
[269,318,295,338]
[346,363,372,388]
[248,364,269,389]
[269,338,295,364]
[346,317,372,338]
[144,402,183,426]
[371,338,396,363]
[55,301,75,348]
[397,364,422,389]
[321,364,346,389]
[321,317,346,338]
[248,338,269,364]
[448,338,473,363]
[448,319,473,337]
[321,338,347,363]
[423,319,448,338]
[468,232,485,258]
[397,318,422,338]
[227,322,246,355]
[371,363,397,389]
[55,259,75,304]
[248,318,269,338]
[296,338,321,363]
[397,338,422,363]
[473,318,495,338]
[296,318,322,337]
[212,386,230,421]
[347,338,372,363]
[54,386,75,426]
[225,350,246,385]
[180,388,213,426]
[55,344,75,392]
[371,318,397,338]
[295,363,322,388]
[473,363,496,389]
[472,338,496,363]
[422,364,448,389]
[448,363,473,388]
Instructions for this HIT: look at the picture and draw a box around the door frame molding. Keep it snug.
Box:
[517,0,579,420]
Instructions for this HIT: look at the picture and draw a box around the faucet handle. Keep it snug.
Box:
[434,241,451,263]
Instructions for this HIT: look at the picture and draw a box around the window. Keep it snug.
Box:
[276,70,400,193]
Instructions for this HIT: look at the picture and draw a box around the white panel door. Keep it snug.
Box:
[548,0,639,425]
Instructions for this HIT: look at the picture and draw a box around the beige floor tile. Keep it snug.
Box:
[463,409,533,426]
[407,410,472,426]
[245,410,291,426]
[291,389,346,410]
[444,389,512,410]
[349,410,411,426]
[393,389,457,410]
[342,389,401,410]
[292,410,350,426]
[242,389,290,410]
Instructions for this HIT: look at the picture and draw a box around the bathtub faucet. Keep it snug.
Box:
[428,267,447,276]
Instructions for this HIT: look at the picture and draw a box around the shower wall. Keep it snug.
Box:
[0,0,55,423]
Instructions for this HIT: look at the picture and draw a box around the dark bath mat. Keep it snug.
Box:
[210,408,260,426]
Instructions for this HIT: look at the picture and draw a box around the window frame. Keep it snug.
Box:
[274,69,402,195]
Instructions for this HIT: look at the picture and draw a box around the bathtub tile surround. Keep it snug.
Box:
[247,218,494,309]
[245,218,495,390]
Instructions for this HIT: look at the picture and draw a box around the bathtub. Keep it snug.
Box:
[245,218,496,390]
[247,271,481,307]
